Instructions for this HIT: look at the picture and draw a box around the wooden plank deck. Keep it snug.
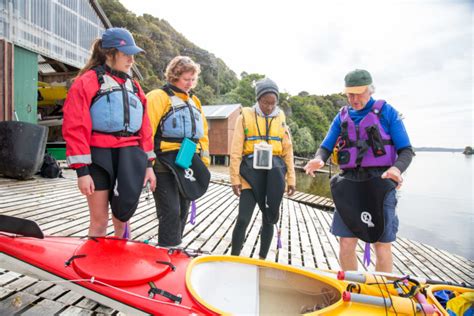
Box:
[0,171,472,315]
[208,171,335,209]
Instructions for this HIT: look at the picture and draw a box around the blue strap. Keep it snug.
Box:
[245,136,282,141]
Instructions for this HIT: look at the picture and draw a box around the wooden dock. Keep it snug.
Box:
[0,171,472,315]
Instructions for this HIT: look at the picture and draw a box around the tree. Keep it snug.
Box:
[221,73,264,107]
[293,127,316,156]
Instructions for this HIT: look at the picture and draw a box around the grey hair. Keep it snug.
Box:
[368,84,376,94]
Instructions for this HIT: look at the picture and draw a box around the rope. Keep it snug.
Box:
[39,278,195,311]
[373,275,389,316]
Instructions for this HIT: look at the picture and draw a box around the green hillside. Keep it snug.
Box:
[99,0,348,155]
[98,0,239,105]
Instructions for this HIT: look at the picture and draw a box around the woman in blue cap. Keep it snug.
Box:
[63,28,156,237]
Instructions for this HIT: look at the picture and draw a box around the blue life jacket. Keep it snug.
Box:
[157,86,204,143]
[90,66,143,135]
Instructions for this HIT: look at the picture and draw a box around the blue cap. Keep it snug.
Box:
[101,28,144,55]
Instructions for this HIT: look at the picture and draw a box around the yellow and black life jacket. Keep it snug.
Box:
[241,107,286,156]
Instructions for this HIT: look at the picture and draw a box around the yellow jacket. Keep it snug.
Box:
[230,107,296,189]
[241,107,286,156]
[146,88,210,166]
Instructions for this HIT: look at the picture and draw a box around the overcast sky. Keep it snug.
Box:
[119,0,473,148]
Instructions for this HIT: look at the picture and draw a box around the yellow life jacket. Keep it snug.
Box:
[241,107,286,156]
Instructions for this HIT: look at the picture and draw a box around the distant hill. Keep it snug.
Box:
[98,0,238,104]
[414,147,464,152]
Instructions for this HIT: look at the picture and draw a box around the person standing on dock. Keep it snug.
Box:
[147,56,211,248]
[304,69,414,272]
[63,28,156,237]
[230,78,296,260]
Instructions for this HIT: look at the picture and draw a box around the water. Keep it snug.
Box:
[296,169,333,199]
[295,152,473,260]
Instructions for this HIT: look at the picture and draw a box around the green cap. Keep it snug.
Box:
[344,69,372,94]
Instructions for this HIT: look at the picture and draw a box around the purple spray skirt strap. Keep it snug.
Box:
[122,221,130,239]
[276,224,282,249]
[190,200,197,225]
[363,242,371,267]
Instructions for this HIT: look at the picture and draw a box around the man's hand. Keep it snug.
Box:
[78,175,95,196]
[287,185,296,196]
[232,184,242,196]
[144,167,157,191]
[381,166,403,189]
[304,158,325,177]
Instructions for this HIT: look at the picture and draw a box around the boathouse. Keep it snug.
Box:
[202,103,241,165]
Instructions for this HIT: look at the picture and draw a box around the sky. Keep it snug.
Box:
[119,0,473,148]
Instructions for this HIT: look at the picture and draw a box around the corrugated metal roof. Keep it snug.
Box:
[0,0,142,79]
[38,64,56,74]
[202,104,241,119]
[0,0,105,69]
[38,56,57,74]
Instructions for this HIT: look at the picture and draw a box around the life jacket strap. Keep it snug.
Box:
[93,65,139,94]
[155,137,199,146]
[93,130,139,137]
[244,135,282,142]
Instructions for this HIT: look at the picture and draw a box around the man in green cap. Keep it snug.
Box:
[304,69,414,272]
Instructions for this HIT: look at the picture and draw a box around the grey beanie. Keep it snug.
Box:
[255,78,279,101]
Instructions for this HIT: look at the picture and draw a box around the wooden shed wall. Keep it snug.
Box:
[0,40,14,121]
[208,109,240,155]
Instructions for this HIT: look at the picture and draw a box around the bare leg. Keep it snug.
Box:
[112,216,127,238]
[86,190,110,237]
[374,242,393,272]
[339,237,359,271]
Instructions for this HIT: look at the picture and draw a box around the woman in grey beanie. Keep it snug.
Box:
[229,78,296,259]
[255,78,280,101]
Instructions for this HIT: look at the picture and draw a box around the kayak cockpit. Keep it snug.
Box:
[186,256,342,315]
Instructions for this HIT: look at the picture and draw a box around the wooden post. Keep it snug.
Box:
[0,40,14,121]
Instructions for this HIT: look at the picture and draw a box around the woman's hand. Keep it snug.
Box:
[287,185,296,196]
[381,166,403,189]
[78,175,95,196]
[304,158,325,177]
[144,167,157,191]
[232,184,242,197]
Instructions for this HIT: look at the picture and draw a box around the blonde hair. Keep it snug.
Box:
[76,39,118,78]
[165,56,201,87]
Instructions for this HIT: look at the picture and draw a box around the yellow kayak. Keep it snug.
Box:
[37,81,67,106]
[186,255,473,315]
[426,285,474,316]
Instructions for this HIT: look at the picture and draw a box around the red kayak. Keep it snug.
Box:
[0,234,217,315]
[0,215,348,315]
